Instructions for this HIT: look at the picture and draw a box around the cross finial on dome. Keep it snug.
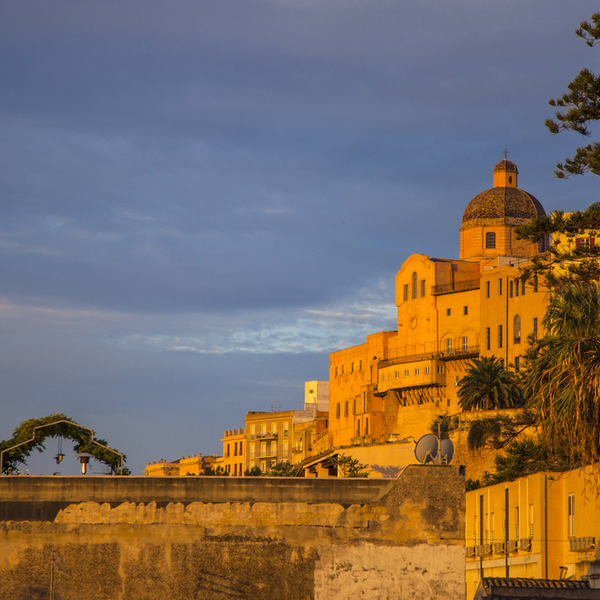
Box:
[503,148,508,160]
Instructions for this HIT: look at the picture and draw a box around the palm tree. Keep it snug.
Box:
[458,356,522,411]
[523,281,600,465]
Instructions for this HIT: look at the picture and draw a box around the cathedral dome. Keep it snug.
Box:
[461,160,545,228]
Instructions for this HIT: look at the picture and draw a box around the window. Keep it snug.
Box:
[538,237,546,253]
[335,367,338,377]
[486,281,490,298]
[514,314,521,343]
[533,274,538,293]
[227,444,230,458]
[352,398,356,415]
[498,279,503,295]
[403,284,409,301]
[404,369,409,377]
[234,464,237,476]
[420,279,426,297]
[446,338,452,353]
[437,365,444,374]
[262,423,267,435]
[250,424,255,438]
[446,308,451,316]
[382,373,385,382]
[462,336,468,352]
[271,440,277,456]
[272,423,277,434]
[414,368,420,375]
[486,232,496,249]
[365,417,369,435]
[234,443,238,456]
[463,306,468,315]
[412,272,418,299]
[533,317,538,337]
[425,366,430,375]
[284,422,289,436]
[394,370,399,379]
[261,461,266,473]
[356,420,361,437]
[509,280,513,298]
[498,325,503,348]
[515,356,520,372]
[387,372,391,381]
[283,440,288,455]
[515,506,520,539]
[516,279,520,297]
[239,443,243,456]
[521,280,525,295]
[486,327,491,350]
[336,403,340,418]
[344,401,349,417]
[529,504,534,539]
[261,441,266,457]
[568,494,575,537]
[576,237,590,249]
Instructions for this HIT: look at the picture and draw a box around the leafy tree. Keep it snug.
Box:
[267,461,300,477]
[458,356,522,411]
[202,465,228,476]
[522,280,600,466]
[465,411,536,452]
[330,454,369,478]
[545,12,600,178]
[516,204,600,286]
[0,414,127,474]
[244,466,262,476]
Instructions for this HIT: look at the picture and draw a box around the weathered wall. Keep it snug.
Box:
[0,465,465,600]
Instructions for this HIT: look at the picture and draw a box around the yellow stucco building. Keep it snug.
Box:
[466,466,600,599]
[326,159,549,477]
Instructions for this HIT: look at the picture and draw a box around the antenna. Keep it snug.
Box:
[414,434,454,465]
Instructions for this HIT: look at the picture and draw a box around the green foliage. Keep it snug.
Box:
[458,356,522,411]
[516,205,600,285]
[266,461,300,477]
[0,414,127,474]
[522,281,600,466]
[330,454,369,478]
[545,12,600,178]
[244,466,262,476]
[473,437,576,489]
[466,411,536,452]
[202,465,228,476]
[429,415,458,438]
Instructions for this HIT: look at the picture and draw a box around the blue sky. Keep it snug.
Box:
[1,1,597,474]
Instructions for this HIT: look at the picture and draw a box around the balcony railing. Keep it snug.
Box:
[256,432,278,439]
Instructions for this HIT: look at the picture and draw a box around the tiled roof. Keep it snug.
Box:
[461,186,545,227]
[482,578,591,590]
[494,159,518,173]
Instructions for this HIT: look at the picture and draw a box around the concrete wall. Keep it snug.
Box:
[0,465,465,600]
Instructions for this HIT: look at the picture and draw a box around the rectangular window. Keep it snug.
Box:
[344,401,349,417]
[239,443,243,456]
[403,284,409,301]
[420,279,426,297]
[382,373,385,382]
[395,370,399,379]
[568,494,575,537]
[509,280,513,298]
[521,280,525,295]
[533,317,538,337]
[529,504,534,539]
[365,417,369,435]
[498,279,503,295]
[486,327,491,351]
[515,506,520,539]
[414,368,420,375]
[462,336,468,352]
[272,423,277,434]
[250,424,255,438]
[388,372,391,380]
[425,366,430,375]
[356,419,361,437]
[463,306,468,315]
[437,365,444,374]
[353,398,356,415]
[336,403,340,418]
[283,440,288,455]
[261,441,266,457]
[234,443,238,456]
[446,338,452,352]
[284,422,289,436]
[227,444,230,458]
[515,279,519,296]
[515,356,520,372]
[533,275,538,293]
[486,281,490,298]
[498,325,503,348]
[404,369,409,377]
[486,232,496,249]
[271,440,277,456]
[250,443,255,458]
[234,464,237,476]
[262,423,267,435]
[446,308,451,316]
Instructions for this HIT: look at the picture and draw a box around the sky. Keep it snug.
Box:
[1,0,598,475]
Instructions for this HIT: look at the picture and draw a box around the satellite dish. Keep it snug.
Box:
[439,438,455,465]
[414,434,438,464]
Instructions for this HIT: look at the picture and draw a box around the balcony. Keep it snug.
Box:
[256,432,278,440]
[431,279,480,296]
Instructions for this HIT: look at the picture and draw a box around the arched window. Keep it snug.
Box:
[485,232,496,249]
[412,272,418,299]
[509,280,513,298]
[514,315,521,343]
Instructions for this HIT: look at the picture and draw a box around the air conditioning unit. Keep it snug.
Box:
[570,537,596,552]
[466,546,477,558]
[477,544,493,557]
[507,540,519,554]
[520,538,532,552]
[494,541,506,555]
